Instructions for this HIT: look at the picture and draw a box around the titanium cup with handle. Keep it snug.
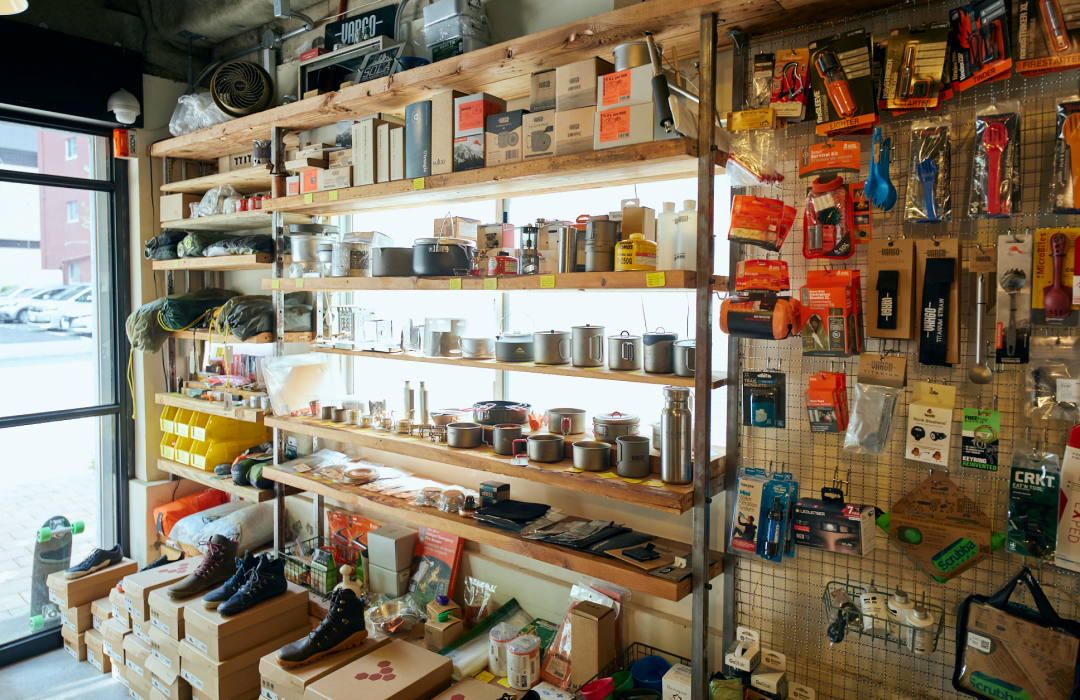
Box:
[643,329,679,374]
[516,434,565,463]
[616,435,652,478]
[547,407,586,435]
[533,330,571,365]
[571,324,605,367]
[607,331,642,371]
[673,339,696,377]
[447,422,483,448]
[572,441,612,471]
[485,423,523,455]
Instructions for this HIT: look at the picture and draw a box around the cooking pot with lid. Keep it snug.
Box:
[412,237,475,276]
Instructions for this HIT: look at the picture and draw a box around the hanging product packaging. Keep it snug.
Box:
[805,371,849,433]
[803,176,855,260]
[915,237,960,366]
[970,103,1021,218]
[749,53,776,108]
[1006,442,1060,561]
[867,238,916,339]
[770,48,810,121]
[843,353,907,455]
[1032,228,1079,326]
[1051,101,1080,213]
[755,472,798,563]
[809,29,879,136]
[742,370,787,428]
[727,195,797,251]
[961,408,1000,471]
[724,627,761,678]
[797,142,870,244]
[1028,334,1080,422]
[905,382,956,466]
[953,568,1080,700]
[1056,425,1080,572]
[881,24,950,110]
[995,232,1032,365]
[725,110,784,187]
[906,117,952,223]
[730,467,767,556]
[793,486,877,556]
[798,270,863,357]
[719,260,802,340]
[1016,0,1080,75]
[947,0,1014,93]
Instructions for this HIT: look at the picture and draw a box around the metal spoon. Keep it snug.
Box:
[1001,268,1027,356]
[969,273,992,384]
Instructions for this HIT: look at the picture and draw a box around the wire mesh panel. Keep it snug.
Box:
[734,1,1080,698]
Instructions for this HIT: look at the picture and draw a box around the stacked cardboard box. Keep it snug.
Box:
[47,558,137,665]
[555,58,612,156]
[124,557,204,646]
[91,595,112,632]
[125,632,154,699]
[366,525,417,597]
[304,640,453,700]
[595,64,657,150]
[259,636,391,700]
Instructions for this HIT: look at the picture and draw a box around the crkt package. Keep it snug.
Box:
[1007,442,1060,561]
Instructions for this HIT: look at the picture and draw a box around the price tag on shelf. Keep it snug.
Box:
[643,479,665,487]
[540,275,555,288]
[304,193,313,204]
[449,278,462,290]
[597,472,617,479]
[566,467,584,473]
[473,671,495,683]
[646,271,666,288]
[497,678,511,689]
[622,478,643,484]
[173,260,180,269]
[271,280,279,289]
[413,178,425,190]
[484,278,497,290]
[295,279,305,288]
[328,190,339,201]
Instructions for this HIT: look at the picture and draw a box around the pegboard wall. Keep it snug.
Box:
[733,1,1080,699]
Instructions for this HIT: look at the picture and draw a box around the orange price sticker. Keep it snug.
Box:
[598,108,631,144]
[602,69,633,106]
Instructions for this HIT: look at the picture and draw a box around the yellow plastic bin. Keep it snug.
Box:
[190,438,246,471]
[160,433,176,461]
[189,412,211,441]
[174,409,193,438]
[159,405,178,434]
[174,436,194,465]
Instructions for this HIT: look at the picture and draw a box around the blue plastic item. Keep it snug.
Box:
[629,656,672,690]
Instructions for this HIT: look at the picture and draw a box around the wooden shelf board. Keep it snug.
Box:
[261,270,724,292]
[313,347,728,389]
[264,463,723,601]
[155,392,267,423]
[161,210,311,232]
[159,165,273,195]
[266,415,722,515]
[184,380,268,399]
[169,330,314,344]
[262,139,722,217]
[158,458,273,503]
[152,253,277,271]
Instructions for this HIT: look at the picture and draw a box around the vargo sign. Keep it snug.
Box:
[324,5,398,47]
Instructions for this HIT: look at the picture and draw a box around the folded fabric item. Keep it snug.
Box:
[126,297,170,353]
[475,499,550,522]
[203,234,282,257]
[144,230,188,260]
[178,231,235,257]
[216,292,312,340]
[562,525,630,551]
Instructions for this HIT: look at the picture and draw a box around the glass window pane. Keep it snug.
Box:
[0,122,109,180]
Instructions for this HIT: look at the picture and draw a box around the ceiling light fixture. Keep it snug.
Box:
[0,0,29,15]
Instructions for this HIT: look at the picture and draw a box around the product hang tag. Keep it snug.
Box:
[856,352,907,387]
[961,408,1000,471]
[919,257,955,366]
[905,382,957,466]
[916,238,960,363]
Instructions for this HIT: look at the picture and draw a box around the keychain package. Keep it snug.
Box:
[906,117,952,223]
[970,102,1021,218]
[742,370,787,428]
[803,176,855,259]
[809,29,879,136]
[750,53,776,108]
[726,111,784,187]
[728,195,797,251]
[805,371,850,433]
[995,232,1032,365]
[770,48,811,121]
[1007,442,1061,561]
[1016,0,1080,76]
[1028,334,1080,422]
[881,24,950,110]
[947,0,1014,92]
[961,408,1001,471]
[1051,100,1080,213]
[721,260,802,340]
[843,353,906,455]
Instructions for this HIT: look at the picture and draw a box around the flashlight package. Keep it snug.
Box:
[906,117,952,223]
[742,370,787,428]
[970,102,1021,218]
[1050,100,1080,213]
[809,29,879,136]
[1007,441,1060,561]
[728,195,798,251]
[843,353,907,455]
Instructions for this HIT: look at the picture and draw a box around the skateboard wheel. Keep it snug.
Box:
[71,521,85,535]
[37,527,52,543]
[29,615,43,632]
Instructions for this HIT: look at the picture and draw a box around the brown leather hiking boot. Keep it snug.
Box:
[165,534,237,600]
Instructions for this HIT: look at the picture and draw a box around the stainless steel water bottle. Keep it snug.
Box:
[660,386,692,484]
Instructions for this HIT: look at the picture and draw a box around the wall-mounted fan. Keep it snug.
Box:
[211,60,273,118]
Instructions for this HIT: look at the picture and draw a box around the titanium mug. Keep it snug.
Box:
[673,339,696,377]
[447,422,483,448]
[643,329,678,374]
[547,408,587,435]
[616,435,652,478]
[485,423,523,455]
[572,440,612,471]
[514,434,565,463]
[571,325,605,367]
[607,331,642,371]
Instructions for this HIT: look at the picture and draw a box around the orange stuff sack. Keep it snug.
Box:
[154,488,229,538]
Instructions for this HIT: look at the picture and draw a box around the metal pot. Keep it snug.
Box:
[431,410,468,426]
[422,318,468,357]
[673,339,696,377]
[485,423,523,455]
[643,330,679,374]
[291,233,334,263]
[458,337,496,359]
[495,332,534,362]
[613,41,655,71]
[607,331,642,371]
[331,240,372,277]
[533,330,571,365]
[413,237,475,276]
[584,219,620,273]
[572,441,612,471]
[371,247,415,277]
[516,434,565,463]
[571,325,605,367]
[471,401,531,425]
[548,407,587,435]
[592,411,640,444]
[447,422,483,448]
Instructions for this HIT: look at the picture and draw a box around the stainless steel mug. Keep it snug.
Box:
[572,441,611,471]
[643,330,678,374]
[547,408,587,434]
[524,434,564,463]
[660,386,693,484]
[673,339,696,377]
[533,330,571,365]
[571,325,605,367]
[607,332,642,371]
[616,435,652,478]
[486,423,523,455]
[557,227,579,273]
[447,422,483,448]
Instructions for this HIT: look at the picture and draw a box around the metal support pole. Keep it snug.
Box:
[271,126,288,556]
[691,13,718,700]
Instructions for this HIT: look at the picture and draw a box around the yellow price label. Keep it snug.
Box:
[173,260,180,269]
[328,190,339,201]
[566,467,584,473]
[622,478,643,484]
[646,271,666,288]
[597,472,618,479]
[449,278,462,290]
[473,671,495,683]
[295,279,304,288]
[643,479,665,487]
[413,178,425,190]
[497,678,511,689]
[484,278,497,290]
[271,279,279,289]
[540,275,555,288]
[303,193,313,204]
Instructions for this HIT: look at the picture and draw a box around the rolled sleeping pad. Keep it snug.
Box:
[719,295,801,340]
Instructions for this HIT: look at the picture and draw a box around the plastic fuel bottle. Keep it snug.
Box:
[675,200,696,270]
[656,202,678,270]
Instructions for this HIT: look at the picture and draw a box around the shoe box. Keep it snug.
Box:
[182,583,308,662]
[179,624,310,700]
[86,628,112,674]
[124,556,205,628]
[110,587,131,626]
[61,623,87,661]
[149,587,197,641]
[61,601,94,634]
[112,662,131,691]
[47,558,137,609]
[145,650,191,700]
[91,596,112,632]
[124,633,154,698]
[101,616,129,667]
[149,621,181,672]
[432,677,511,700]
[259,635,391,700]
[305,640,453,700]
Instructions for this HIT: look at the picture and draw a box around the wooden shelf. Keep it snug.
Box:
[264,463,723,601]
[314,347,728,389]
[152,253,282,271]
[149,0,898,162]
[158,458,273,503]
[265,415,722,515]
[169,330,314,344]
[184,380,267,399]
[262,139,723,217]
[155,392,268,423]
[161,210,311,232]
[261,270,721,292]
[160,165,273,196]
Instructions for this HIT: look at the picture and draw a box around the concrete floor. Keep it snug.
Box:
[0,647,129,700]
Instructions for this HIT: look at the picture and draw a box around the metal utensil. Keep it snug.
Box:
[968,273,992,384]
[1044,232,1073,318]
[1001,268,1027,356]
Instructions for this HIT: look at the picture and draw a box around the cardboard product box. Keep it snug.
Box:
[91,596,111,631]
[132,616,154,645]
[426,90,465,176]
[569,601,617,689]
[662,664,693,700]
[367,525,418,571]
[145,652,191,700]
[390,126,405,181]
[48,558,137,610]
[318,166,352,192]
[425,598,462,621]
[454,93,506,137]
[432,678,511,700]
[286,175,301,196]
[452,134,485,172]
[594,103,654,150]
[530,70,556,112]
[556,57,615,111]
[218,151,253,173]
[183,582,308,662]
[124,633,152,686]
[328,149,354,168]
[123,557,202,626]
[113,663,131,691]
[620,201,656,241]
[485,110,527,167]
[798,269,863,358]
[61,624,87,662]
[353,118,391,187]
[129,672,153,700]
[377,123,391,183]
[301,170,319,194]
[405,100,432,179]
[479,481,510,507]
[111,587,132,627]
[149,588,195,641]
[522,110,556,160]
[258,635,391,700]
[284,157,328,172]
[506,97,530,112]
[723,629,761,678]
[369,563,410,597]
[793,497,876,555]
[555,106,596,156]
[87,628,112,674]
[160,194,201,223]
[434,217,480,241]
[598,65,654,112]
[298,120,360,151]
[477,224,505,253]
[424,616,463,651]
[750,671,787,700]
[305,640,452,700]
[101,616,129,667]
[149,622,181,673]
[61,601,94,634]
[179,625,309,700]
